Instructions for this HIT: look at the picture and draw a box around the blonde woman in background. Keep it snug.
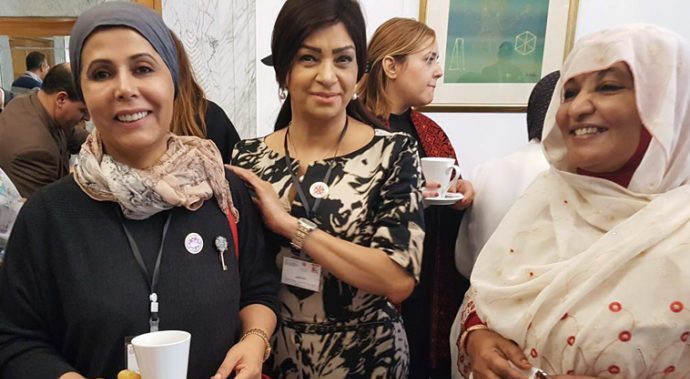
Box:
[358,17,474,378]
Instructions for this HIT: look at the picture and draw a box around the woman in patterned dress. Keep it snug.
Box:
[456,24,690,378]
[230,1,424,377]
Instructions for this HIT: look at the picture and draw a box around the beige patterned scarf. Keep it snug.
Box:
[74,130,238,221]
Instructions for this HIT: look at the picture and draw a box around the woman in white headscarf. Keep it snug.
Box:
[455,24,690,378]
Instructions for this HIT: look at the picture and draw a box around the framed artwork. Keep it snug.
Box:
[419,0,579,112]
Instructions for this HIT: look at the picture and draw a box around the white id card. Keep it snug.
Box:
[281,256,322,292]
[124,336,139,372]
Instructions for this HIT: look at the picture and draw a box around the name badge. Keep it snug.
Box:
[124,336,139,372]
[281,256,322,292]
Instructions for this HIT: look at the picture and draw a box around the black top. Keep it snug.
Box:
[388,109,427,158]
[205,100,240,164]
[0,171,280,379]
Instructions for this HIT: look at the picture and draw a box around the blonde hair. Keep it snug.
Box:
[170,32,208,138]
[357,17,436,119]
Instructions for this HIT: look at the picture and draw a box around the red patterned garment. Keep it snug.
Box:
[410,110,457,160]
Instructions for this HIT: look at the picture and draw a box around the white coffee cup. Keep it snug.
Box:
[421,157,461,198]
[131,330,191,379]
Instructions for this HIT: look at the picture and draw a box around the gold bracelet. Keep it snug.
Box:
[240,328,272,362]
[458,324,489,354]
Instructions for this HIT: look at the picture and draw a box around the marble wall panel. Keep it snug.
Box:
[163,0,256,139]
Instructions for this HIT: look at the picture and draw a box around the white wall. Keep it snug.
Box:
[575,0,690,39]
[255,0,690,177]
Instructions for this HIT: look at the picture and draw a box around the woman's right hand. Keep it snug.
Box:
[211,336,265,379]
[227,165,298,239]
[464,328,531,379]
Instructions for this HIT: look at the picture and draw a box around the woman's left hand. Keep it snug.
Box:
[228,165,297,239]
[211,337,265,379]
[449,179,474,210]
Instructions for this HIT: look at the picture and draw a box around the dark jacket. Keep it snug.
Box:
[11,72,42,93]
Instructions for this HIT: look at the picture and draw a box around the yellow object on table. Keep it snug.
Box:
[117,369,141,379]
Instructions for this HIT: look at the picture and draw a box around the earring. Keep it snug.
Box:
[279,87,288,100]
[352,92,358,100]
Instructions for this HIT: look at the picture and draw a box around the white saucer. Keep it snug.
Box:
[424,192,464,206]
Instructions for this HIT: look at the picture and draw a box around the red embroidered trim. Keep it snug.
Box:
[381,111,458,161]
[410,110,457,160]
[464,311,483,330]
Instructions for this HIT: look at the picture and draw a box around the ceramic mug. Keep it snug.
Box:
[420,157,460,198]
[131,330,191,379]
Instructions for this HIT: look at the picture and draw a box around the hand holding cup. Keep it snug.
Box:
[421,157,461,198]
[131,330,190,379]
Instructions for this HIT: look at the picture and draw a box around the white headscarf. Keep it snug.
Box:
[470,24,690,376]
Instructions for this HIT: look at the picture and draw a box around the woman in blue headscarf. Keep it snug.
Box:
[0,3,279,379]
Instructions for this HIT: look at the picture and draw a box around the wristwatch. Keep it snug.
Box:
[290,218,317,250]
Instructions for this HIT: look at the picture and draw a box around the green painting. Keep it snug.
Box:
[444,0,549,84]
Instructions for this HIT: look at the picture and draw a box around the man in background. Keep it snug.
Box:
[11,51,49,95]
[0,63,89,197]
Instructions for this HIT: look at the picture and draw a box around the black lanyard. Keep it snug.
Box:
[119,209,173,333]
[283,118,348,219]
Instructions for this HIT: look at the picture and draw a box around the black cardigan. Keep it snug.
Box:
[0,171,279,379]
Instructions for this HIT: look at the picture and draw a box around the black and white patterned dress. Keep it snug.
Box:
[232,128,424,378]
